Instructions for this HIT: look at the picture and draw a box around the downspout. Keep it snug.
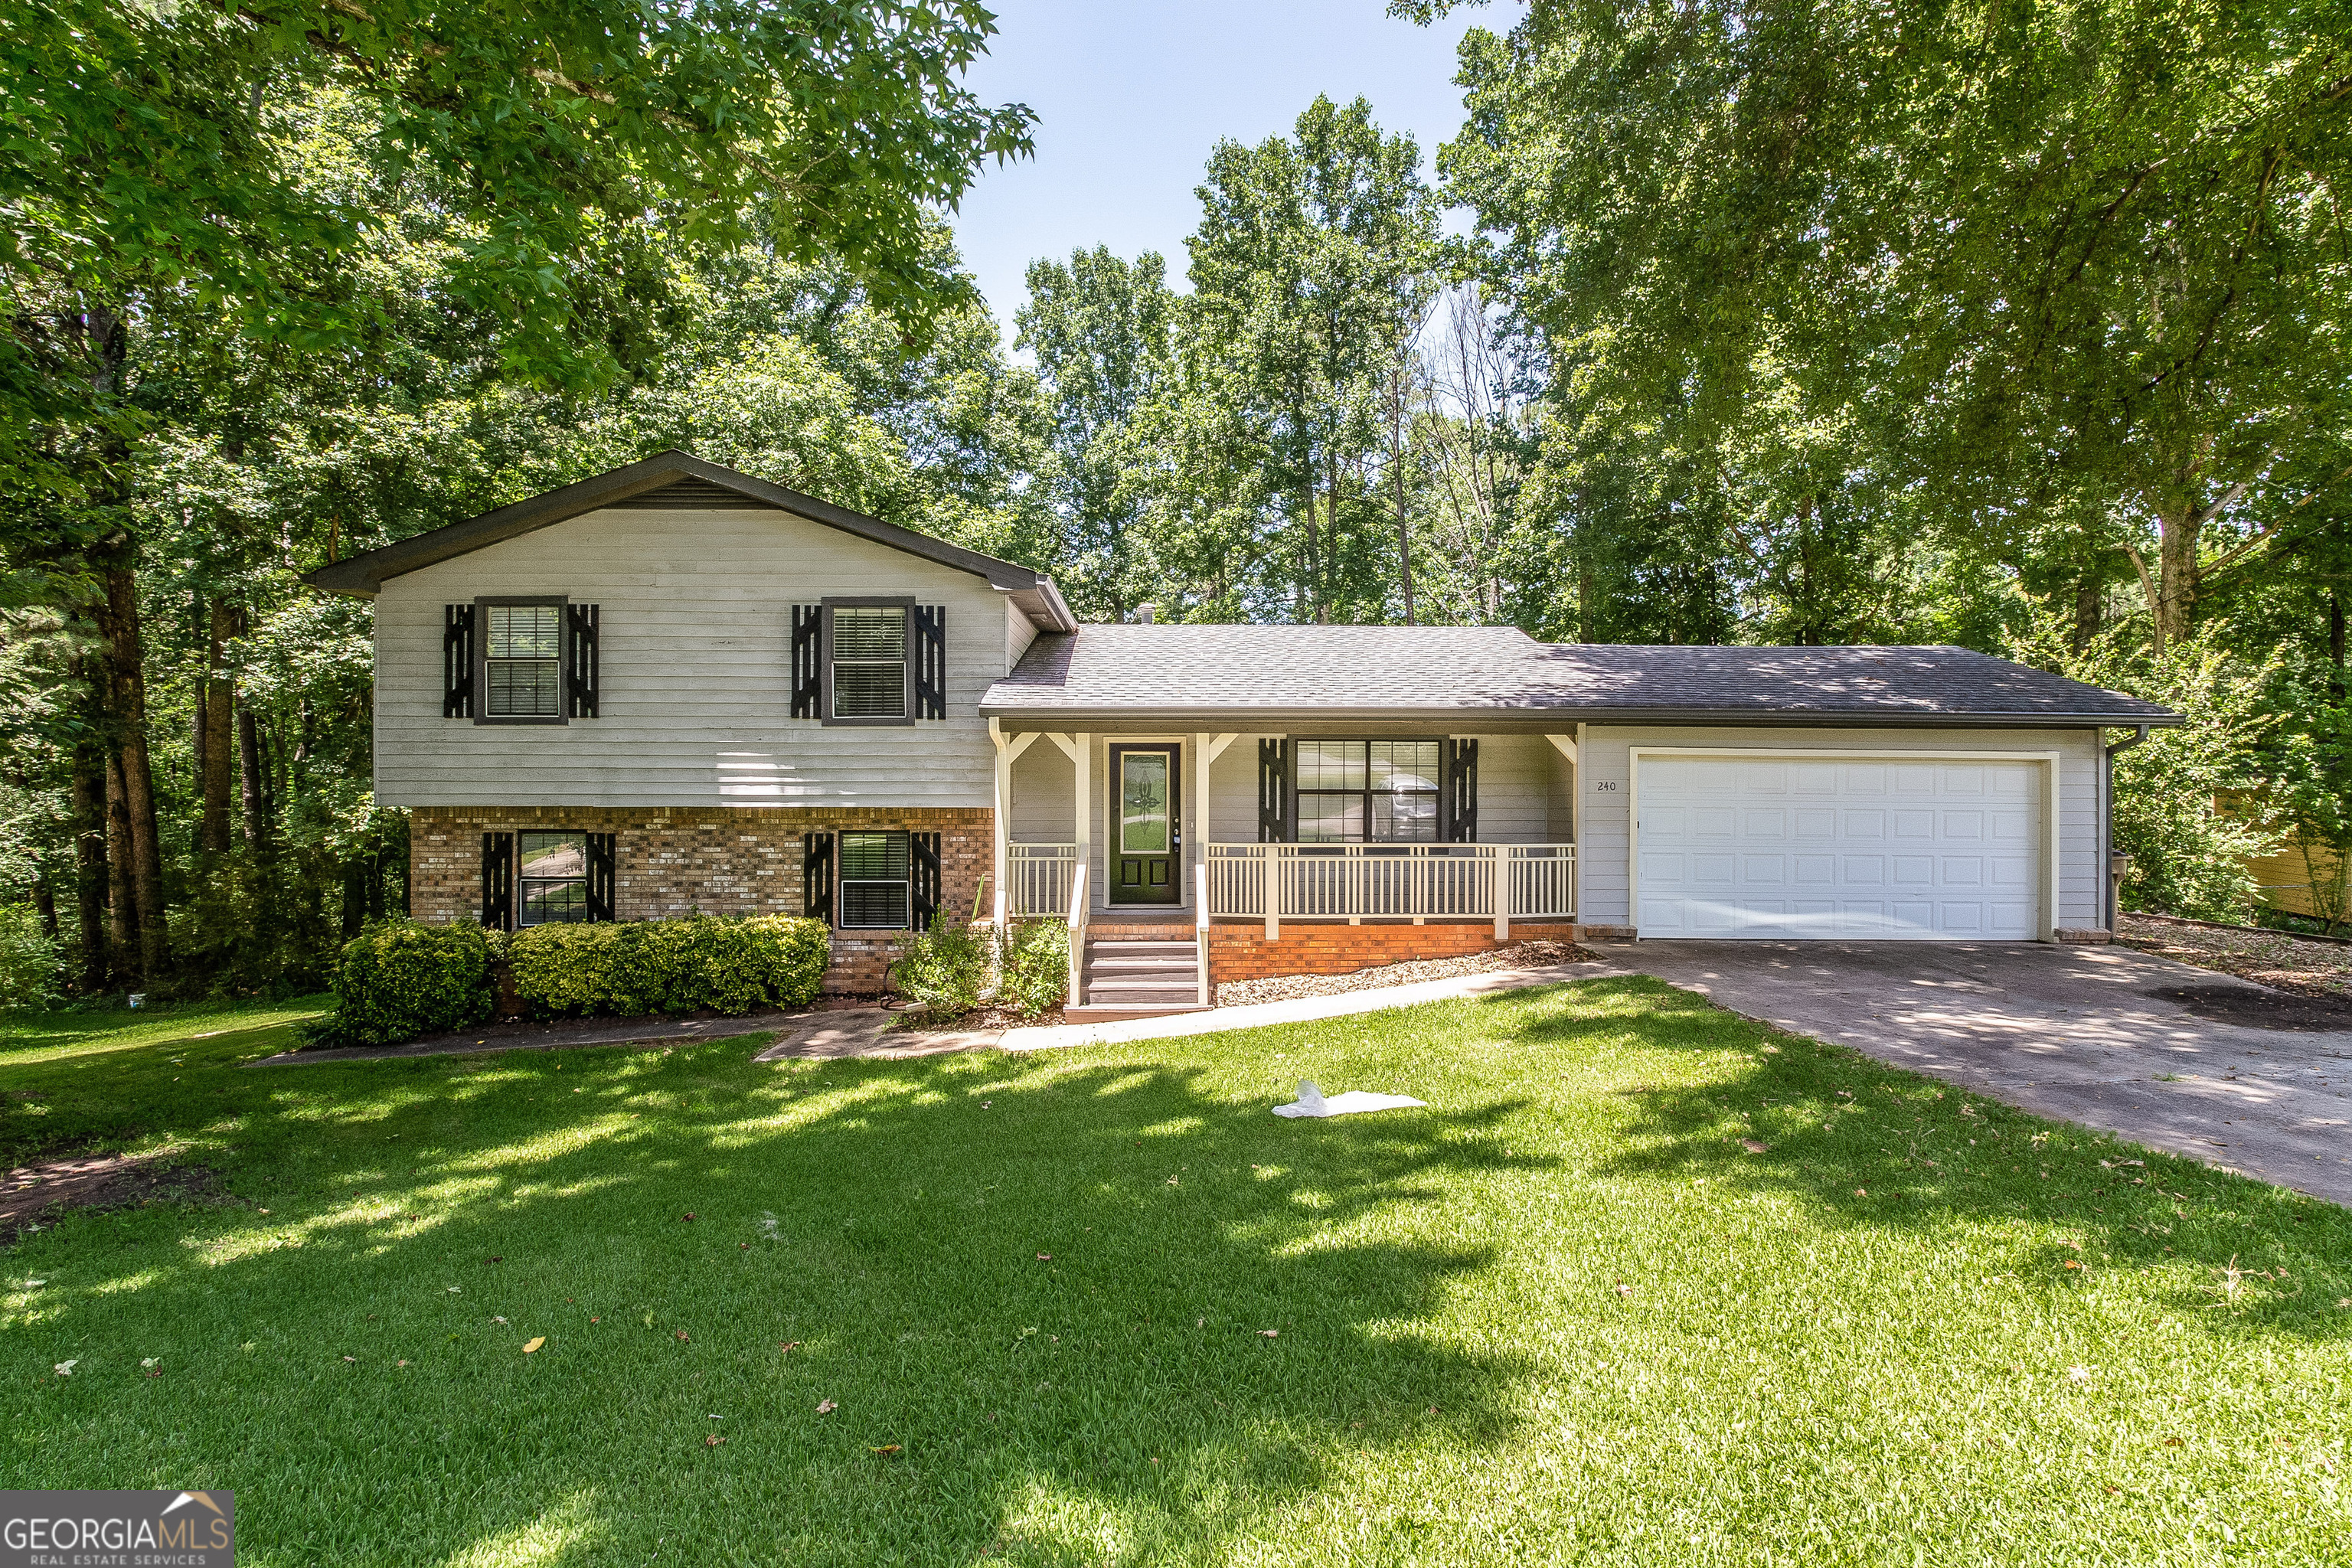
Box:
[2102,724,2151,932]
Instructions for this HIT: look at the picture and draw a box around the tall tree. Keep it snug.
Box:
[1421,0,2352,658]
[1016,248,1178,621]
[1183,95,1440,622]
[3,3,1034,986]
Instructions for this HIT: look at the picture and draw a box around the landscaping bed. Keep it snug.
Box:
[1214,936,1599,1007]
[2116,911,2352,1001]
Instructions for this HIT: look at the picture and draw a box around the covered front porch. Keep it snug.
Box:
[988,724,1579,1011]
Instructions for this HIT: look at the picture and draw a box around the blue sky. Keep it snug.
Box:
[949,0,1489,342]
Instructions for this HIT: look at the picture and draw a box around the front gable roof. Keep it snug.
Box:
[301,451,1076,629]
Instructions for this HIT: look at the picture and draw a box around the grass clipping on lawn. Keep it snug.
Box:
[0,982,2345,1564]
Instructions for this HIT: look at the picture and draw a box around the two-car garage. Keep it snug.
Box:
[1630,751,2054,941]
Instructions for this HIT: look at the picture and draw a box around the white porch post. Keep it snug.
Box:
[991,720,1011,932]
[1193,732,1238,911]
[990,722,1040,931]
[1073,733,1091,912]
[1547,731,1580,929]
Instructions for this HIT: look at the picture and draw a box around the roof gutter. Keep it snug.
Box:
[977,704,2185,729]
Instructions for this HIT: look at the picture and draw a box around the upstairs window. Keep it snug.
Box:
[486,604,561,718]
[831,606,907,720]
[1295,740,1443,843]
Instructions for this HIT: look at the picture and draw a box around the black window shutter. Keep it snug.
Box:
[586,832,616,921]
[481,831,514,929]
[913,605,946,720]
[910,831,942,929]
[1257,739,1292,843]
[790,605,822,718]
[565,604,600,719]
[802,831,835,923]
[443,605,475,718]
[1445,740,1479,842]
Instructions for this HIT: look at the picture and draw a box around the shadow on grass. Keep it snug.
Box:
[1516,977,2352,1343]
[5,1035,1553,1564]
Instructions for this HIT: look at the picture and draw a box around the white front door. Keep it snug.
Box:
[1636,756,2042,939]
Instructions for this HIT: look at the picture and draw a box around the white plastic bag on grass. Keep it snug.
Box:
[1272,1080,1426,1118]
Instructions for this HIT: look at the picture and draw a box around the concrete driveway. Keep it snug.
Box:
[1591,939,2352,1206]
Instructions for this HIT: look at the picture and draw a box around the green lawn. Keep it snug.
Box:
[2,982,2345,1566]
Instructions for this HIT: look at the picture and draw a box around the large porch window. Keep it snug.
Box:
[1295,740,1442,843]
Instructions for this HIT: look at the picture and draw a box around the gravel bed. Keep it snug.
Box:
[2115,912,2352,1001]
[1214,939,1600,1008]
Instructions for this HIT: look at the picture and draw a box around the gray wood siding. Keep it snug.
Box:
[374,506,1018,808]
[1575,725,2104,930]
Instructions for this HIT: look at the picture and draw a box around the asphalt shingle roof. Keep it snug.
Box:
[979,626,2176,725]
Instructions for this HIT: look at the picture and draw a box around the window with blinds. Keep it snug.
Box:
[831,606,907,719]
[838,831,913,928]
[486,605,563,717]
[1295,740,1442,843]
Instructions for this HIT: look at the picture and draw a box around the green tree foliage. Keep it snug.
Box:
[1017,247,1178,620]
[1,6,1040,997]
[1177,96,1442,622]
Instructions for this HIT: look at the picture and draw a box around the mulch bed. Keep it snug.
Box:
[2140,982,2352,1034]
[1215,939,1602,1008]
[2,1150,224,1243]
[2115,912,2352,1004]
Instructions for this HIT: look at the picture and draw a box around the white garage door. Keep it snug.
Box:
[1636,756,2042,939]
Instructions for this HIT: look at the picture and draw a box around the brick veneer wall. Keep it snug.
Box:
[408,805,991,992]
[1206,920,1585,983]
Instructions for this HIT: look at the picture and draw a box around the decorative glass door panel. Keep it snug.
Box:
[1110,744,1181,905]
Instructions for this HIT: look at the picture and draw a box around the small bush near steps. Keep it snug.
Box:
[303,913,828,1047]
[890,915,1068,1018]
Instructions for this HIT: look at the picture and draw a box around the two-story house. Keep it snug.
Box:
[307,452,2177,1019]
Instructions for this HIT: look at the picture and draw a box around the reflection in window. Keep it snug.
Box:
[518,831,590,924]
[831,606,907,718]
[838,830,912,928]
[486,605,562,717]
[1120,752,1170,853]
[1295,740,1442,843]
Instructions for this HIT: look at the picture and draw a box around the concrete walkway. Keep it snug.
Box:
[992,961,1618,1052]
[1596,940,2352,1206]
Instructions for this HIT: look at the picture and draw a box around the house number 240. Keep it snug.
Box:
[1593,780,1619,792]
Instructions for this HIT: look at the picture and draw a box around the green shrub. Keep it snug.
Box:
[305,919,495,1047]
[0,903,64,1011]
[889,912,992,1014]
[1000,920,1070,1017]
[506,914,828,1020]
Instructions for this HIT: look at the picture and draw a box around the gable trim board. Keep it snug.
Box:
[1622,744,2070,941]
[304,449,1076,632]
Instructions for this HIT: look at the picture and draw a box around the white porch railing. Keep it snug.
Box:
[1008,842,1078,918]
[1204,842,1575,939]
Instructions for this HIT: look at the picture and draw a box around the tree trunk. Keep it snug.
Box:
[32,878,59,941]
[2330,589,2344,699]
[2072,576,2104,654]
[200,600,237,852]
[2154,500,2200,655]
[94,550,168,979]
[68,725,107,994]
[104,750,139,985]
[1388,374,1414,626]
[239,697,270,850]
